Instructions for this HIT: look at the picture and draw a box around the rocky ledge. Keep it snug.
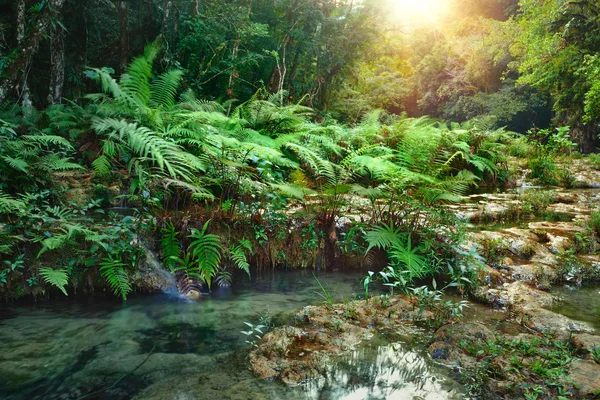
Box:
[249,297,431,385]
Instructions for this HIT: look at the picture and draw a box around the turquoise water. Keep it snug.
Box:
[0,270,464,400]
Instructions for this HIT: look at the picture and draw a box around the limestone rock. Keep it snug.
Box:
[568,359,600,395]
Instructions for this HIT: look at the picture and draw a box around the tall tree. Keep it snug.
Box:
[49,0,66,104]
[118,0,129,74]
[0,1,56,103]
[16,0,32,109]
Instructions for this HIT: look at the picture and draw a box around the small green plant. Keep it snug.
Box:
[540,126,576,155]
[408,281,469,328]
[586,153,600,170]
[240,322,267,348]
[522,189,555,216]
[591,346,600,363]
[528,154,559,186]
[301,221,320,250]
[479,237,510,267]
[252,225,268,245]
[588,211,600,237]
[558,249,600,283]
[3,254,25,272]
[558,167,576,188]
[313,273,333,306]
[338,223,367,255]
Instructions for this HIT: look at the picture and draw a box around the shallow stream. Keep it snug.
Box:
[551,284,600,331]
[0,270,465,400]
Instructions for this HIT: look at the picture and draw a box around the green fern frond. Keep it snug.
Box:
[38,234,69,256]
[162,178,215,201]
[23,135,72,149]
[161,221,180,271]
[2,156,29,173]
[92,155,112,176]
[230,243,250,276]
[39,267,69,296]
[0,193,26,214]
[100,257,132,300]
[270,183,315,201]
[188,220,222,288]
[150,70,184,109]
[93,118,199,180]
[119,42,160,106]
[45,158,83,171]
[365,222,406,254]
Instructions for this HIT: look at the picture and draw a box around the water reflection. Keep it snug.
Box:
[0,270,464,399]
[304,341,463,400]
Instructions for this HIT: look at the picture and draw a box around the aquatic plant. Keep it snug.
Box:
[313,273,334,306]
[241,322,267,349]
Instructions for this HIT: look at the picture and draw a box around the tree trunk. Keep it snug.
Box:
[118,0,129,74]
[0,1,55,103]
[227,2,253,100]
[48,0,66,105]
[16,0,32,110]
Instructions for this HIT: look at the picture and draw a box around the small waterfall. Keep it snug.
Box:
[144,246,180,297]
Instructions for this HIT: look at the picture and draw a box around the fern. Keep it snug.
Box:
[45,158,83,171]
[39,267,69,296]
[388,238,430,282]
[150,70,184,109]
[92,154,112,176]
[0,193,26,213]
[188,220,222,288]
[230,241,251,276]
[161,221,180,272]
[2,156,29,173]
[270,183,315,201]
[120,42,159,106]
[100,257,132,300]
[365,222,406,253]
[93,118,201,181]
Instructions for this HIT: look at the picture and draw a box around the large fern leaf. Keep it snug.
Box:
[365,222,406,254]
[188,220,222,288]
[39,267,69,296]
[100,257,132,300]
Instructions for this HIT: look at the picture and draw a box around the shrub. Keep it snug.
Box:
[522,190,555,216]
[588,211,600,237]
[479,237,510,267]
[528,154,559,186]
[507,136,534,158]
[586,153,600,170]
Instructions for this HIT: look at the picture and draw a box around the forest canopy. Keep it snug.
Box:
[0,0,598,150]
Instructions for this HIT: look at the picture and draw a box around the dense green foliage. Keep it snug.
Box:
[1,0,599,152]
[0,42,521,298]
[1,0,599,301]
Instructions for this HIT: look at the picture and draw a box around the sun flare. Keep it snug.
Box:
[390,0,449,23]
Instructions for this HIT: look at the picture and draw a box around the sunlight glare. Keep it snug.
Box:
[390,0,449,24]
